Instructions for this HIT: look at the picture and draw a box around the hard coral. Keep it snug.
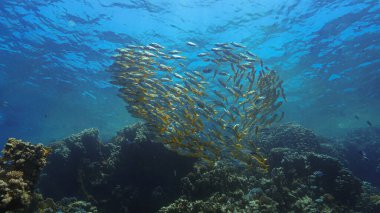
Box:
[37,197,98,213]
[269,148,362,207]
[0,138,49,212]
[111,122,157,144]
[159,163,278,213]
[258,123,322,153]
[160,146,374,213]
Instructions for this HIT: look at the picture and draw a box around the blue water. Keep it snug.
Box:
[0,0,379,144]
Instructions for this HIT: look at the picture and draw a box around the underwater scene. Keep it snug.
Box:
[1,0,380,212]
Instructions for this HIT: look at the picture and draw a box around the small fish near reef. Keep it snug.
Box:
[186,41,197,47]
[358,150,369,161]
[366,120,373,127]
[108,41,286,171]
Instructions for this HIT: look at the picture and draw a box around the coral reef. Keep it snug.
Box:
[160,147,379,212]
[38,124,195,212]
[37,197,98,213]
[159,163,278,213]
[257,123,322,153]
[257,123,349,166]
[38,128,109,201]
[33,123,380,212]
[0,138,49,212]
[342,127,380,188]
[111,122,157,144]
[268,148,362,207]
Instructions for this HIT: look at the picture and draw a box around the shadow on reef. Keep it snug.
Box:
[2,122,380,212]
[38,123,196,213]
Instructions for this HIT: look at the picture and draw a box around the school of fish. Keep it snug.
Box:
[108,41,286,171]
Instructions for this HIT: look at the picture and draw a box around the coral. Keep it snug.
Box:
[102,136,196,212]
[36,123,380,212]
[0,138,49,212]
[257,123,350,168]
[39,128,110,201]
[111,122,157,144]
[269,148,362,206]
[160,146,374,213]
[38,125,196,213]
[258,123,322,153]
[37,197,98,213]
[159,163,278,213]
[369,195,380,205]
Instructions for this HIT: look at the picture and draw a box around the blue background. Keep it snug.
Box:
[0,0,379,144]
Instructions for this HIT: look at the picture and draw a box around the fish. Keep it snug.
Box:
[218,78,227,88]
[215,43,229,47]
[173,73,184,79]
[149,43,164,49]
[158,64,173,72]
[232,86,243,97]
[197,53,209,57]
[171,54,186,60]
[187,41,197,47]
[278,112,285,122]
[218,71,229,76]
[143,51,156,57]
[213,90,226,101]
[193,70,205,80]
[231,42,246,48]
[213,69,218,79]
[246,51,256,57]
[202,68,213,73]
[354,114,360,120]
[367,120,373,127]
[358,150,369,161]
[160,77,172,82]
[184,72,197,79]
[169,50,182,54]
[254,126,260,137]
[211,47,222,52]
[109,42,285,171]
[313,170,324,177]
[144,45,158,51]
[127,44,138,49]
[213,100,226,108]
